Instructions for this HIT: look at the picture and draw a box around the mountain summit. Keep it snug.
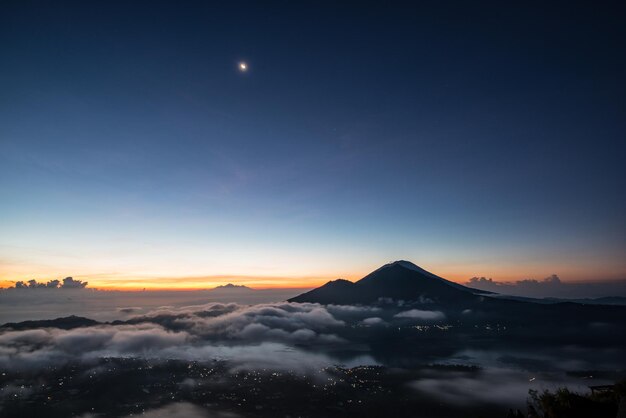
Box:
[289,260,484,305]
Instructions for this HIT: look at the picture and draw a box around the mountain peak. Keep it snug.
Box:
[377,260,439,278]
[385,260,422,270]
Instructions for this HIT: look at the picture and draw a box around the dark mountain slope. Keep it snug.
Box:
[289,279,357,305]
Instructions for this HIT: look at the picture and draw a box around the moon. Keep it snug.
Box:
[238,62,248,72]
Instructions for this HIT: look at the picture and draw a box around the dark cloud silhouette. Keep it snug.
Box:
[466,275,626,298]
[60,277,88,289]
[12,277,88,289]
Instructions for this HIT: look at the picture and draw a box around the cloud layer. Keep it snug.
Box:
[0,302,382,372]
[410,368,589,407]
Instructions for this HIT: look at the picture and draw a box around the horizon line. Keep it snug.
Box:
[2,270,626,292]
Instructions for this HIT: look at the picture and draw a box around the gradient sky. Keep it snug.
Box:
[1,1,625,289]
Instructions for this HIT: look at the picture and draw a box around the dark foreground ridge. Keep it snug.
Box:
[2,357,624,418]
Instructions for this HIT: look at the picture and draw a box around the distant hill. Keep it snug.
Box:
[210,283,254,292]
[289,260,484,305]
[1,315,99,330]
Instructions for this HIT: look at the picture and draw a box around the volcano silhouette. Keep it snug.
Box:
[289,260,489,305]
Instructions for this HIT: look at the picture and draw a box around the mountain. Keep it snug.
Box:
[289,261,626,332]
[289,260,485,305]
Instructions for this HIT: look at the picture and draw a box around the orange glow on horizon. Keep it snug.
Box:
[2,263,624,291]
[0,274,342,291]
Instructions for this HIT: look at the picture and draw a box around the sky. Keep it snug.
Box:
[1,1,625,290]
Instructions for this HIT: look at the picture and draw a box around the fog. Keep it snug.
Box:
[0,301,381,372]
[0,288,308,323]
[1,292,625,417]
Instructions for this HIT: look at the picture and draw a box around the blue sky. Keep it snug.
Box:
[1,1,625,288]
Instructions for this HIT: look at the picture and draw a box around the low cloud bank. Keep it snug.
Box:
[466,276,626,298]
[0,302,372,372]
[361,317,386,326]
[78,402,240,418]
[126,402,241,418]
[0,288,308,324]
[394,309,445,321]
[410,368,588,407]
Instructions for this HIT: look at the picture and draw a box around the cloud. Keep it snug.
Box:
[468,275,561,295]
[0,302,352,372]
[377,296,433,306]
[0,323,190,370]
[410,368,589,407]
[125,402,241,418]
[412,369,524,406]
[60,277,88,288]
[0,290,308,324]
[160,342,337,373]
[360,317,387,326]
[326,304,381,315]
[117,307,142,314]
[466,276,626,298]
[12,277,88,289]
[393,309,445,321]
[154,302,346,345]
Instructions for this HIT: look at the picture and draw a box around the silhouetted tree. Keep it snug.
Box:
[527,387,618,418]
